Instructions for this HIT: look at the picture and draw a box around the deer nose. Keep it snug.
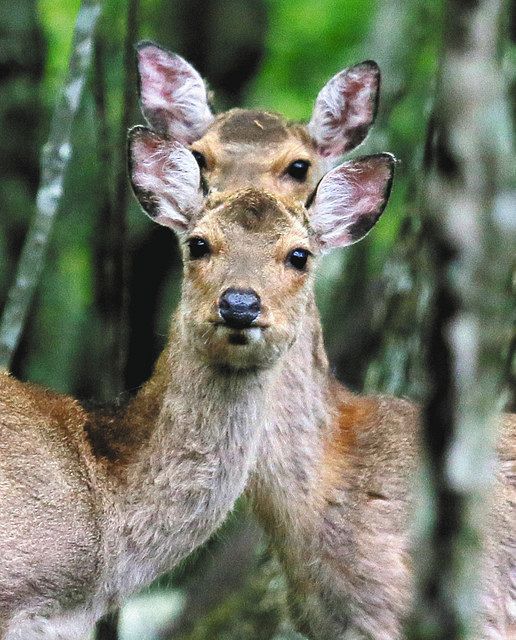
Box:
[218,288,261,329]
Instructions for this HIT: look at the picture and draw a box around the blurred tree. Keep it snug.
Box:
[0,0,45,358]
[406,0,514,637]
[92,0,138,403]
[0,0,102,371]
[325,0,442,395]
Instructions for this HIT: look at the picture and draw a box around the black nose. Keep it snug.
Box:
[219,288,261,329]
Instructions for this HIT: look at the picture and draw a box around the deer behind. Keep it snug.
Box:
[131,43,516,640]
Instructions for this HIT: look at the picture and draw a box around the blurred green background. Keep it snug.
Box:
[2,1,512,638]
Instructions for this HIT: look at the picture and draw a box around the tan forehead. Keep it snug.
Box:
[198,108,315,151]
[191,189,309,239]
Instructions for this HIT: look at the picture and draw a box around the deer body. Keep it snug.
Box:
[248,369,419,639]
[0,322,274,638]
[247,338,514,639]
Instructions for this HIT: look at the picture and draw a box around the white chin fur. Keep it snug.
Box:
[216,325,264,345]
[244,328,262,343]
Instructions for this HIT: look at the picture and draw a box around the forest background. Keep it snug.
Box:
[0,0,514,638]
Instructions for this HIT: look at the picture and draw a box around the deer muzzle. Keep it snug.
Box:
[218,288,261,329]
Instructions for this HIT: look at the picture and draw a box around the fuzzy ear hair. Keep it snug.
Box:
[136,41,214,144]
[308,61,380,158]
[308,153,395,252]
[128,125,202,233]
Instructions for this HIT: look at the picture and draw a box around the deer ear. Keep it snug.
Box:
[308,153,394,253]
[308,61,380,158]
[128,126,202,233]
[136,41,214,144]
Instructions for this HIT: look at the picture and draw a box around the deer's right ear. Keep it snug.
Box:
[308,61,380,158]
[136,41,214,144]
[307,153,395,253]
[128,126,202,233]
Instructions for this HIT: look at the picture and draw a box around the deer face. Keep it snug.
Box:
[190,110,321,201]
[129,130,394,370]
[135,42,381,203]
[178,189,314,369]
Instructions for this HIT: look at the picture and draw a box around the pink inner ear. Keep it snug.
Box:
[130,128,202,230]
[132,133,169,193]
[348,159,390,213]
[137,44,214,144]
[308,62,379,158]
[310,154,394,251]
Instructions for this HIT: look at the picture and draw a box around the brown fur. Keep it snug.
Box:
[320,393,378,498]
[217,109,291,143]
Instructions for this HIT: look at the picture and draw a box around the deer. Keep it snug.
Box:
[132,42,516,639]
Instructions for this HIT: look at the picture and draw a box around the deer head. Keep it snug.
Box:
[129,126,394,370]
[134,41,381,201]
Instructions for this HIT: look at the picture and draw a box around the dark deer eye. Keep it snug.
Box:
[286,159,310,181]
[191,150,207,170]
[188,237,211,259]
[286,248,311,271]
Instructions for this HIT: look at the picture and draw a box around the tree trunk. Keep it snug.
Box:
[0,0,45,362]
[407,0,514,637]
[0,0,102,370]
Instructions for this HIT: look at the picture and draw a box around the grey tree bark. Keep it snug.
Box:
[92,0,139,404]
[407,0,514,638]
[361,0,438,399]
[0,0,102,370]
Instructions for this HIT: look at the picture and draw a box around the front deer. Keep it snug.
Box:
[133,43,515,639]
[0,148,307,633]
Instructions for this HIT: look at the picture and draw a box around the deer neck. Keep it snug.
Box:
[247,296,335,537]
[104,318,275,597]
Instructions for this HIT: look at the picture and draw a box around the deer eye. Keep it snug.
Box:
[191,150,207,170]
[286,159,310,181]
[188,237,211,260]
[286,248,311,271]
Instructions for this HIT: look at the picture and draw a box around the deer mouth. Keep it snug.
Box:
[226,326,264,346]
[228,332,250,345]
[209,321,269,346]
[209,320,270,330]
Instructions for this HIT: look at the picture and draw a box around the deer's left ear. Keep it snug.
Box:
[136,41,214,144]
[128,125,202,233]
[308,153,395,253]
[308,61,380,158]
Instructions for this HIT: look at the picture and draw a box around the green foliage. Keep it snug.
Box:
[247,0,376,119]
[179,563,286,640]
[38,0,81,97]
